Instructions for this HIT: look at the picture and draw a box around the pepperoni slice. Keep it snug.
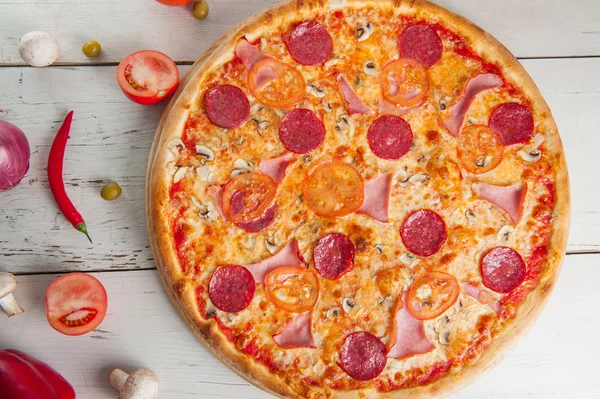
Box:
[480,247,526,293]
[399,24,443,68]
[340,332,387,381]
[312,233,355,280]
[208,265,256,312]
[368,115,414,160]
[400,209,447,257]
[279,108,326,154]
[488,103,534,145]
[204,85,250,129]
[235,205,277,232]
[285,21,333,66]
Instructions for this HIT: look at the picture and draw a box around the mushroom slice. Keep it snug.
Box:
[173,167,188,183]
[307,84,327,98]
[167,138,185,155]
[250,103,264,114]
[439,330,451,345]
[519,134,545,162]
[465,209,476,223]
[336,114,356,136]
[196,165,212,182]
[195,145,215,162]
[356,22,374,42]
[242,235,256,249]
[399,253,416,265]
[230,158,253,178]
[265,238,279,254]
[498,225,515,242]
[408,173,429,185]
[475,155,493,169]
[364,61,376,76]
[342,297,356,313]
[0,273,24,317]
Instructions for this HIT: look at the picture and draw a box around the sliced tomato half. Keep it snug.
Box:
[222,173,277,223]
[45,272,108,336]
[302,161,364,218]
[406,271,459,320]
[265,267,319,313]
[247,58,306,109]
[116,50,179,105]
[379,58,429,108]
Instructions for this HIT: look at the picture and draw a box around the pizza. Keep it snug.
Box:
[147,0,570,398]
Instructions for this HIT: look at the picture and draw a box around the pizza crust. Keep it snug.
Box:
[146,1,570,398]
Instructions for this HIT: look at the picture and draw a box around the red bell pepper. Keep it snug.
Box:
[0,349,75,399]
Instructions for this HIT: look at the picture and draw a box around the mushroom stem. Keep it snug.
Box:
[0,293,24,317]
[109,368,129,391]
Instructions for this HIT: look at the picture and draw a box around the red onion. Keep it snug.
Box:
[0,120,30,191]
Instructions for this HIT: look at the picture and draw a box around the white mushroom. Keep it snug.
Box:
[18,31,59,67]
[265,239,279,254]
[336,114,355,136]
[0,273,24,317]
[109,368,158,399]
[242,236,255,249]
[196,165,212,182]
[465,209,476,223]
[439,330,451,345]
[364,61,376,76]
[519,134,545,162]
[498,225,515,242]
[475,155,493,169]
[356,22,374,42]
[307,84,326,98]
[399,253,415,266]
[230,158,253,178]
[195,145,215,162]
[342,297,356,313]
[173,167,187,184]
[167,139,185,155]
[408,173,429,185]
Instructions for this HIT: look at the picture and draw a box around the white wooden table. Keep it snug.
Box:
[1,1,599,397]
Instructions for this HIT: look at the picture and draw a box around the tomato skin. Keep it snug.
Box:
[156,0,192,5]
[116,50,179,106]
[406,272,459,320]
[45,272,108,336]
[265,267,319,313]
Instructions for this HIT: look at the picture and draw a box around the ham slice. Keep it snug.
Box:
[462,283,502,315]
[273,312,316,348]
[258,153,295,184]
[443,74,503,136]
[235,38,269,71]
[207,185,225,219]
[387,295,435,359]
[473,182,527,224]
[387,296,434,359]
[337,74,372,115]
[244,239,305,283]
[356,174,392,223]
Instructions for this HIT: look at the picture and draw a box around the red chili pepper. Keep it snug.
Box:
[0,349,76,399]
[48,111,92,243]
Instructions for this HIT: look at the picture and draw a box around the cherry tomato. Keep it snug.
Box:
[247,58,305,109]
[379,59,429,108]
[406,272,459,320]
[303,161,364,218]
[457,124,504,174]
[222,173,277,223]
[265,267,319,313]
[156,0,192,5]
[116,50,179,106]
[45,273,108,336]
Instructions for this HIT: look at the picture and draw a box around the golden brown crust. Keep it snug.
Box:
[146,0,570,398]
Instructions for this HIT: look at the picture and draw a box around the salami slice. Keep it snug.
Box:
[368,115,413,160]
[204,85,250,129]
[399,24,443,68]
[209,265,255,312]
[488,103,534,145]
[340,332,387,381]
[235,205,277,232]
[400,209,447,257]
[480,247,526,293]
[285,21,333,66]
[279,108,326,154]
[312,233,355,280]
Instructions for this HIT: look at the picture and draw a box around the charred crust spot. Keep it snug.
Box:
[264,11,274,25]
[355,237,369,253]
[175,279,187,296]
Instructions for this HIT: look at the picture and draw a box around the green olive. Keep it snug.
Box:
[192,0,209,20]
[82,40,101,58]
[101,182,122,201]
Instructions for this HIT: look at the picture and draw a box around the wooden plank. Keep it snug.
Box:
[0,0,599,65]
[0,254,597,398]
[0,58,599,273]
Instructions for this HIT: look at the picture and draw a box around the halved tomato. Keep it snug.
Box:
[456,124,504,174]
[247,58,305,109]
[222,173,277,223]
[379,59,429,108]
[406,272,459,320]
[116,50,179,105]
[45,273,108,336]
[265,267,319,313]
[302,161,364,218]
